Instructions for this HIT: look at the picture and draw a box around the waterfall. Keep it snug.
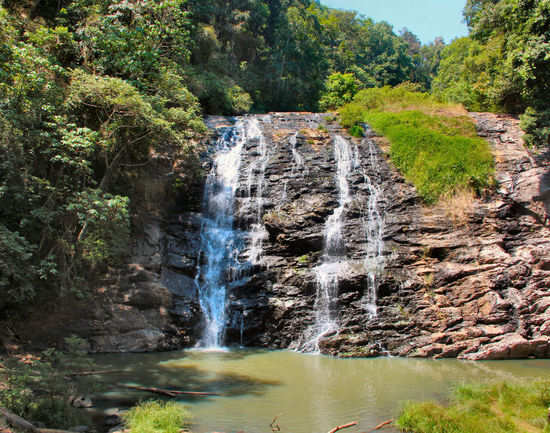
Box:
[244,117,271,265]
[290,132,307,176]
[360,139,385,317]
[194,121,246,348]
[299,135,354,352]
[280,132,306,207]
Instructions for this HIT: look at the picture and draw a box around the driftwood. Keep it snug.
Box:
[270,415,281,432]
[328,421,358,433]
[37,428,81,433]
[369,420,393,431]
[65,369,125,377]
[117,384,219,397]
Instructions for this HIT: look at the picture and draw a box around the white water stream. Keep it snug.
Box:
[299,135,354,352]
[195,117,385,351]
[244,117,271,266]
[194,122,247,348]
[360,139,385,317]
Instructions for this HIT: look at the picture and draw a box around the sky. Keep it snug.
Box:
[319,0,469,44]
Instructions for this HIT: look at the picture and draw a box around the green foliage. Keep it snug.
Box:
[432,37,503,112]
[68,190,130,267]
[349,125,365,138]
[0,3,205,309]
[520,107,550,148]
[0,336,96,428]
[353,84,446,112]
[397,380,550,433]
[340,87,494,203]
[0,224,37,306]
[319,73,361,111]
[61,0,192,87]
[435,0,550,151]
[123,401,191,433]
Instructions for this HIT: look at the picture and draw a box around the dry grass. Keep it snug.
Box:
[384,103,468,118]
[438,187,477,226]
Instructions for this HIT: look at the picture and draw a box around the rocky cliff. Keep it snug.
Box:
[163,112,550,359]
[4,112,548,359]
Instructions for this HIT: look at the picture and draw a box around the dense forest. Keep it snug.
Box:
[0,0,548,312]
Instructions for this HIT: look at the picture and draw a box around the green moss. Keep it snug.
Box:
[297,254,309,264]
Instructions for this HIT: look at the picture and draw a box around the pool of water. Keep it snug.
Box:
[89,350,550,433]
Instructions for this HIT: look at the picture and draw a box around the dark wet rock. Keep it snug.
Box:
[214,112,550,360]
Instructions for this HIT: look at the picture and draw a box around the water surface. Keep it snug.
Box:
[91,350,550,433]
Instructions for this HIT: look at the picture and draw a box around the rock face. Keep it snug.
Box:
[4,112,548,359]
[377,112,550,360]
[169,112,550,360]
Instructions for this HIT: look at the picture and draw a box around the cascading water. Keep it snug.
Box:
[299,135,354,352]
[281,132,306,206]
[360,139,385,317]
[194,121,246,348]
[244,117,271,265]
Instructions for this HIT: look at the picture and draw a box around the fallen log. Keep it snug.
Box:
[0,407,37,432]
[270,415,281,432]
[0,407,78,433]
[328,421,357,433]
[65,369,125,377]
[40,429,82,433]
[118,384,219,397]
[370,420,393,431]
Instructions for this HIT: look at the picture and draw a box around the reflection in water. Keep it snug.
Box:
[89,350,550,433]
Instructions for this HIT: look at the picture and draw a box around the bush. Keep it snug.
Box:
[0,337,95,428]
[319,72,361,111]
[366,111,493,202]
[349,124,364,138]
[520,107,550,149]
[123,401,191,433]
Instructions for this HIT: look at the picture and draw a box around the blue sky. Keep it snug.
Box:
[319,0,469,44]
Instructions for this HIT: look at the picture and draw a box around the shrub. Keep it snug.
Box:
[319,72,361,111]
[123,401,191,433]
[349,125,364,138]
[0,337,95,428]
[520,107,550,149]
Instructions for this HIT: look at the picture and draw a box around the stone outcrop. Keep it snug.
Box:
[380,113,550,360]
[4,112,548,359]
[168,112,549,360]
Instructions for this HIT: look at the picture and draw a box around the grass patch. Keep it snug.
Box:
[123,400,191,433]
[397,381,550,433]
[339,86,494,203]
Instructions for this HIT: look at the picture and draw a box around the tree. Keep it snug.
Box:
[319,72,361,111]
